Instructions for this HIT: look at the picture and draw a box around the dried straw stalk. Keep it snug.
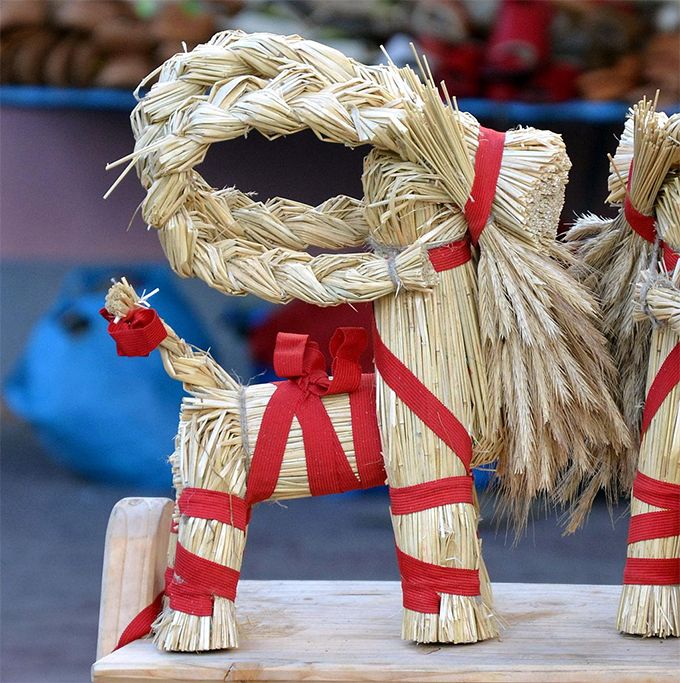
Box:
[617,177,680,638]
[105,280,393,650]
[108,31,629,649]
[566,99,680,488]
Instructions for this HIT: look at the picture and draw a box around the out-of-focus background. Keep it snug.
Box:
[1,1,679,681]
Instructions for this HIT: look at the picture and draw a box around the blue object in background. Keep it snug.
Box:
[4,265,214,489]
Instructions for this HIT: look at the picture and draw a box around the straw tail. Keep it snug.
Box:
[476,221,630,532]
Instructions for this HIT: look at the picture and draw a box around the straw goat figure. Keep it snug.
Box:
[106,31,629,652]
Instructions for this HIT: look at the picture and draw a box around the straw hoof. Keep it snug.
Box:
[152,597,239,651]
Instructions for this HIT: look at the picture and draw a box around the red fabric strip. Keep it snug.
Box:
[178,488,249,531]
[298,390,361,497]
[396,547,480,613]
[114,567,174,650]
[428,239,472,272]
[100,307,167,357]
[167,543,240,616]
[390,476,474,515]
[640,344,680,436]
[463,127,506,245]
[624,161,657,243]
[114,591,164,650]
[245,382,302,505]
[632,471,680,512]
[373,323,473,472]
[349,374,387,488]
[663,245,679,272]
[623,557,680,586]
[627,510,680,545]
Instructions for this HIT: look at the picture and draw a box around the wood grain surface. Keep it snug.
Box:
[93,580,679,682]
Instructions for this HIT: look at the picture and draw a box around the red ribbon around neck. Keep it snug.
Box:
[100,307,167,357]
[463,126,506,245]
[623,160,679,271]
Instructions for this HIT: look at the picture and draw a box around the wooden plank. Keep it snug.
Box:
[92,581,679,682]
[96,497,173,659]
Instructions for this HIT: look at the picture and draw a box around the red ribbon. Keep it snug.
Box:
[167,543,240,616]
[389,476,474,515]
[624,342,680,586]
[396,547,481,612]
[246,327,384,504]
[100,307,167,357]
[463,127,506,245]
[640,344,680,437]
[428,239,471,272]
[178,488,250,531]
[623,160,679,270]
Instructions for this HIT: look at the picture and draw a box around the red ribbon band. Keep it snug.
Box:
[396,547,481,612]
[623,160,679,270]
[100,307,167,357]
[389,476,474,515]
[463,127,506,245]
[178,488,250,531]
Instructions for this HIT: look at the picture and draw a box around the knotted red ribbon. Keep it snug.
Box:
[246,327,384,504]
[100,307,167,357]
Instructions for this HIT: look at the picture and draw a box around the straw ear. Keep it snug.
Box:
[103,280,238,393]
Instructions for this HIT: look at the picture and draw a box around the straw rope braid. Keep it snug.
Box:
[114,31,631,532]
[616,176,680,638]
[566,101,680,488]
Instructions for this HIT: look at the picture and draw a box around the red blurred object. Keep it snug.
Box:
[420,36,481,98]
[249,301,375,373]
[487,0,554,75]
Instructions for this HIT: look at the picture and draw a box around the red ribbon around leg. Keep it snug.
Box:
[623,342,680,587]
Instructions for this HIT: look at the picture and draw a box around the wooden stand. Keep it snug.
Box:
[93,498,679,683]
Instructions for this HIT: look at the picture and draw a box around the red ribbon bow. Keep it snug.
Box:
[100,307,167,357]
[245,327,375,503]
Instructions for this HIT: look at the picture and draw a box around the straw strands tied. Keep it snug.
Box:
[105,279,391,650]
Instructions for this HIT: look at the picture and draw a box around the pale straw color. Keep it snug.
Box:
[617,177,680,637]
[107,31,629,649]
[565,98,680,491]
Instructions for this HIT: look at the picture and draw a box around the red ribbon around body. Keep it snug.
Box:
[246,327,384,503]
[100,307,167,357]
[624,342,680,587]
[463,127,506,245]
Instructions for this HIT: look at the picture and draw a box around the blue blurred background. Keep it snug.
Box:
[1,1,679,681]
